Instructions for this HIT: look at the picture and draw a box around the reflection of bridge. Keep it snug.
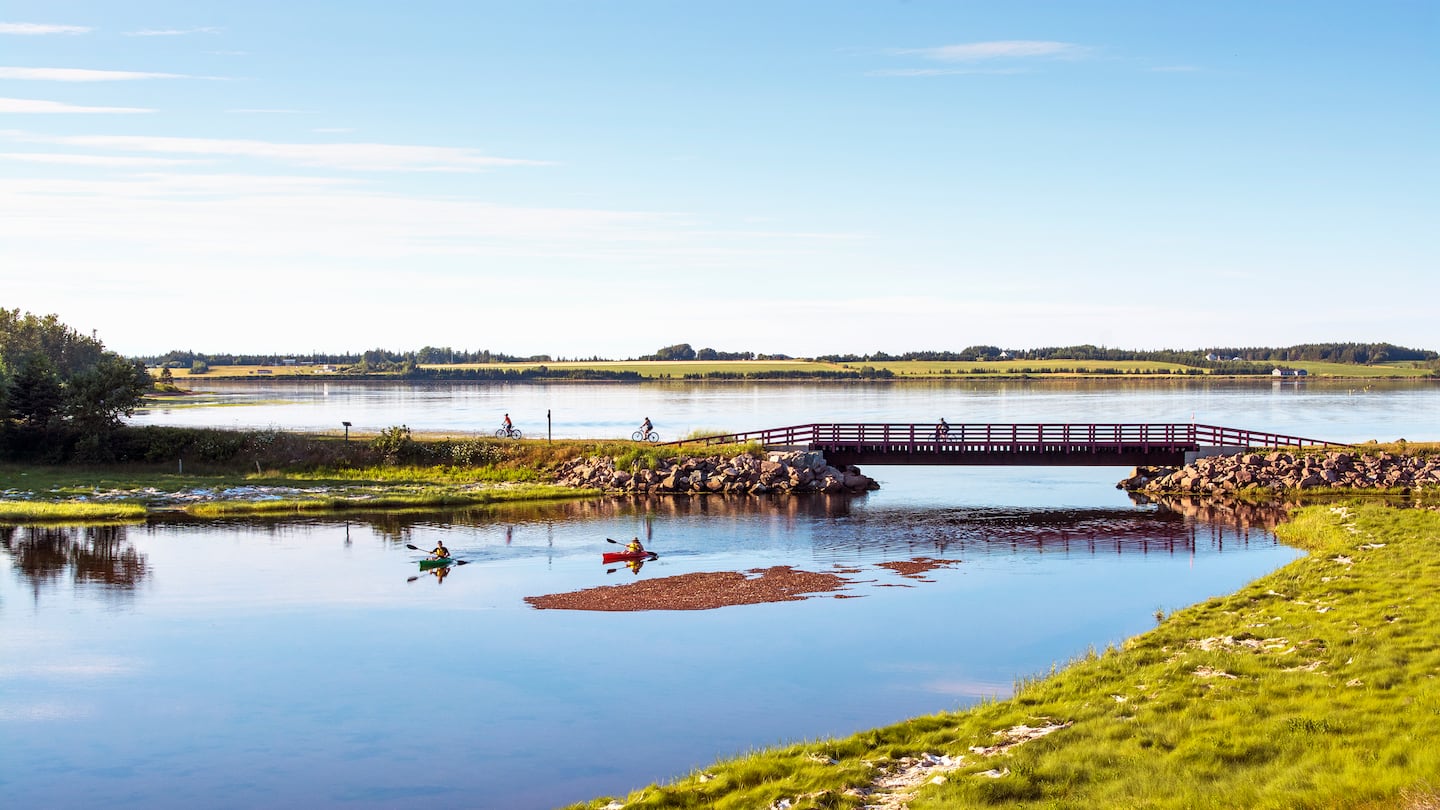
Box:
[672,423,1345,467]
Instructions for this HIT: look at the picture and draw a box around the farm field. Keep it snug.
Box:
[148,359,1436,381]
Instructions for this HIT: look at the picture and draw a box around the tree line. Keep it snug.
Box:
[816,343,1437,365]
[1,308,153,461]
[138,341,1436,371]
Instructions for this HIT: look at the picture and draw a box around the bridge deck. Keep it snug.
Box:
[669,423,1345,467]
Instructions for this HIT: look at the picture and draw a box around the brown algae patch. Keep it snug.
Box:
[525,565,848,611]
[876,557,963,579]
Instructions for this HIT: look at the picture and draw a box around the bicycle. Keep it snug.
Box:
[496,425,523,439]
[631,429,659,442]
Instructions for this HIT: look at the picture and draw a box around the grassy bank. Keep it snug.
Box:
[182,483,588,517]
[0,500,147,522]
[0,434,761,521]
[568,503,1440,809]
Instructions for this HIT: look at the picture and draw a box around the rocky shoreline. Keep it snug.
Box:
[553,450,881,495]
[1118,449,1440,497]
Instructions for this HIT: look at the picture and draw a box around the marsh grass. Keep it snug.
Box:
[0,500,147,522]
[567,503,1440,809]
[183,483,584,517]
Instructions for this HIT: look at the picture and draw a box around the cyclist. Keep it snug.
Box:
[937,417,950,439]
[639,417,653,438]
[503,413,513,433]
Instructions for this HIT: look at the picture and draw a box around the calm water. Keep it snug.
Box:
[129,378,1440,443]
[3,382,1436,808]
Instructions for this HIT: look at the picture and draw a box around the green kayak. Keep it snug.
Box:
[418,557,455,570]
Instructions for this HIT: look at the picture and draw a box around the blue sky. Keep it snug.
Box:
[2,1,1435,357]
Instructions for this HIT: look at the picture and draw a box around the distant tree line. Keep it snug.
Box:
[139,341,1437,373]
[138,347,555,370]
[1,308,153,461]
[641,343,791,361]
[816,343,1437,366]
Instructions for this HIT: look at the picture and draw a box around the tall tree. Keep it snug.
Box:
[65,355,152,431]
[7,354,64,428]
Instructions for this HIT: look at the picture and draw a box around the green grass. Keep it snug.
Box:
[182,483,588,517]
[565,503,1440,809]
[841,359,1202,376]
[0,500,147,522]
[156,359,1436,382]
[1281,361,1436,378]
[421,360,844,377]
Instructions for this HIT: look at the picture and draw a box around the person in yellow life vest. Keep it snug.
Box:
[625,537,645,555]
[431,541,451,559]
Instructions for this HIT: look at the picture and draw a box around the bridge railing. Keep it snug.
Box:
[670,423,1344,450]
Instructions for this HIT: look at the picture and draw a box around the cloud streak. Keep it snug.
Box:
[0,151,204,167]
[0,97,153,114]
[868,67,1030,77]
[0,66,194,81]
[0,22,92,35]
[899,40,1090,62]
[7,131,551,172]
[124,27,222,37]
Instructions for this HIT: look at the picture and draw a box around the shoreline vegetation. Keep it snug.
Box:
[1,428,1434,522]
[148,356,1440,383]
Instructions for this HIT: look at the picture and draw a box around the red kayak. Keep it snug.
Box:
[603,551,657,563]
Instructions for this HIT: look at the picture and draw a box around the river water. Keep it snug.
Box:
[2,381,1436,809]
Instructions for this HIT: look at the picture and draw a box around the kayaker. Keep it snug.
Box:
[625,537,646,555]
[431,541,451,559]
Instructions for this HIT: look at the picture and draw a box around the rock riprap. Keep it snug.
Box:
[553,450,880,495]
[1118,450,1440,495]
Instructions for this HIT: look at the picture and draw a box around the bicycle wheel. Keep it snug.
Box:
[646,431,659,443]
[496,428,509,438]
[631,431,644,441]
[509,429,522,440]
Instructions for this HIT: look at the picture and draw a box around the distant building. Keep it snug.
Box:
[1271,368,1308,377]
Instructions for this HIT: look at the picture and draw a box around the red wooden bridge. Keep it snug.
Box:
[668,423,1346,467]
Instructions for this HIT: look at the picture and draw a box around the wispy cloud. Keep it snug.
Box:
[124,26,222,37]
[6,131,552,172]
[0,22,92,35]
[899,40,1091,62]
[868,67,1030,77]
[0,97,153,114]
[0,66,193,81]
[0,152,205,167]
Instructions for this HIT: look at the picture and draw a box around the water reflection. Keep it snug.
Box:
[1128,492,1292,530]
[0,524,149,598]
[1,489,1307,810]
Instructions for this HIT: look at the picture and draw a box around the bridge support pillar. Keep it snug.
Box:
[1185,446,1249,464]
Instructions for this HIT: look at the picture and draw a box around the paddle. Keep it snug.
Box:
[605,537,656,556]
[405,543,469,565]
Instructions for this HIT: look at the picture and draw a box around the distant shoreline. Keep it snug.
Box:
[153,367,1440,384]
